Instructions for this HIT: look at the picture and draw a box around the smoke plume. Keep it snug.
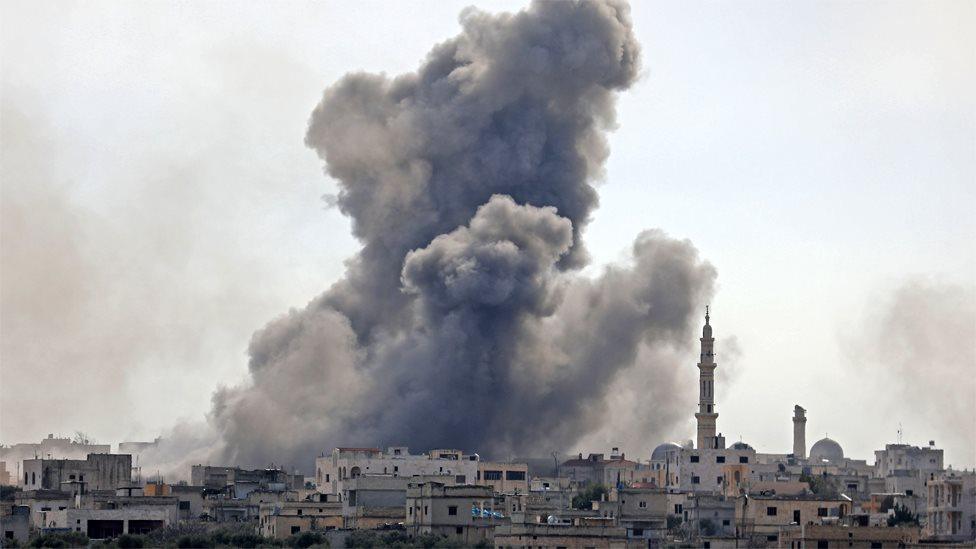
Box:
[155,0,716,472]
[845,279,976,467]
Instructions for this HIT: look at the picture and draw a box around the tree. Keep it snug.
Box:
[887,503,919,527]
[799,473,839,498]
[571,484,609,510]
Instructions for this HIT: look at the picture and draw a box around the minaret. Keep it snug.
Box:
[695,307,723,449]
[793,405,807,459]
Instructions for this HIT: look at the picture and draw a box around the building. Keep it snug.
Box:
[21,454,132,491]
[782,523,920,548]
[492,523,632,549]
[558,449,640,488]
[316,447,479,497]
[662,446,757,494]
[874,443,943,479]
[405,482,498,545]
[0,435,111,487]
[477,461,528,494]
[340,474,451,529]
[143,482,207,521]
[925,470,976,542]
[684,494,735,540]
[42,507,170,538]
[190,465,302,491]
[735,493,852,545]
[1,505,30,545]
[258,499,343,540]
[609,486,668,542]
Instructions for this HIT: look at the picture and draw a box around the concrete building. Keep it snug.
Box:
[925,470,976,542]
[477,461,528,494]
[695,308,725,450]
[662,446,757,494]
[21,454,131,491]
[1,505,30,545]
[792,405,807,459]
[608,486,668,542]
[492,523,632,549]
[258,499,343,539]
[684,494,735,540]
[874,443,943,479]
[340,474,436,529]
[405,482,498,545]
[316,447,479,497]
[43,507,170,537]
[0,435,111,487]
[144,482,207,521]
[14,489,72,530]
[735,493,852,545]
[558,449,640,488]
[782,523,921,548]
[190,465,302,491]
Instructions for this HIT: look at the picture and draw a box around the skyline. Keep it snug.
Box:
[2,0,974,470]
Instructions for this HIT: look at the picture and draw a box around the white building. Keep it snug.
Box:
[315,447,478,497]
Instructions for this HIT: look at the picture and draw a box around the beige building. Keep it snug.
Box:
[493,523,634,549]
[735,493,852,545]
[316,447,478,497]
[258,499,342,539]
[781,523,920,548]
[477,461,528,494]
[405,482,498,545]
[925,470,976,542]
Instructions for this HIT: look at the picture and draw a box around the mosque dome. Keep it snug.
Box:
[730,441,754,451]
[809,437,844,462]
[651,442,682,461]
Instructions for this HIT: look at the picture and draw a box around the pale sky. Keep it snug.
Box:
[2,1,974,467]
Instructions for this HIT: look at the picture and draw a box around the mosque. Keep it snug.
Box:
[646,309,865,493]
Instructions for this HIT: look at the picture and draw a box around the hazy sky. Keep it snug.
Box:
[2,1,974,467]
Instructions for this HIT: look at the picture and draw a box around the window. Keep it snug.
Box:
[906,489,913,496]
[325,473,330,482]
[716,456,726,463]
[484,471,503,481]
[179,501,190,510]
[638,501,647,508]
[767,506,777,516]
[31,472,35,485]
[394,466,398,473]
[424,506,428,515]
[817,507,828,517]
[456,475,466,483]
[739,456,749,464]
[817,541,828,549]
[690,455,700,463]
[633,528,644,536]
[297,509,302,516]
[870,543,882,549]
[506,470,526,481]
[674,504,683,514]
[455,526,463,535]
[69,474,76,480]
[692,476,700,484]
[717,477,723,485]
[291,526,300,535]
[722,519,730,526]
[767,534,778,542]
[448,506,458,516]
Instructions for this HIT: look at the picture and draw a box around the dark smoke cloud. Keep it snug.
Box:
[159,0,716,473]
[844,279,976,467]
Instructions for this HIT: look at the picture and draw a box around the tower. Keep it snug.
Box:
[793,405,807,459]
[695,307,724,449]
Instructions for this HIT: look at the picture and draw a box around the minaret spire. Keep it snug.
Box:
[695,307,723,450]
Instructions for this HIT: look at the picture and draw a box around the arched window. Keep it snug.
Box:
[350,466,361,478]
[31,472,36,485]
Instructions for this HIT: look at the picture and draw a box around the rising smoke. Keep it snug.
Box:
[149,0,717,473]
